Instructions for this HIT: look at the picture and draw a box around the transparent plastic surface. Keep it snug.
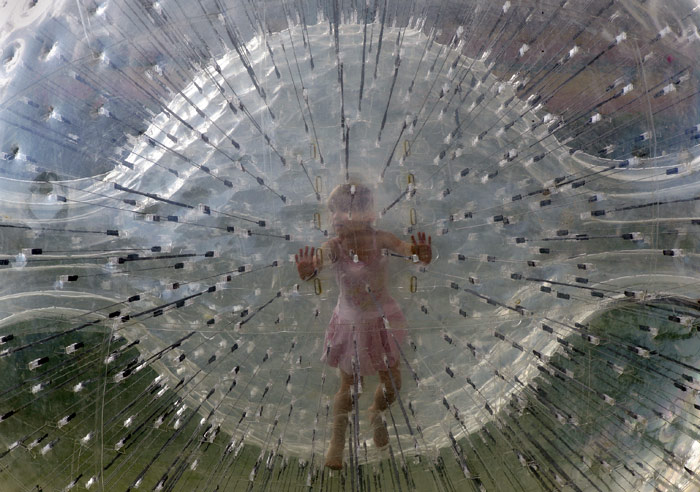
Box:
[0,1,699,490]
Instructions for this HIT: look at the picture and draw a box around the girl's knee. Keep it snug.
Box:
[334,389,352,413]
[384,388,397,405]
[377,382,397,406]
[380,366,401,391]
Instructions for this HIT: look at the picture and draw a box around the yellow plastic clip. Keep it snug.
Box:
[407,173,415,185]
[314,212,321,230]
[404,140,411,157]
[314,277,322,295]
[315,247,324,268]
[409,208,417,226]
[311,143,317,160]
[410,276,417,293]
[315,176,322,194]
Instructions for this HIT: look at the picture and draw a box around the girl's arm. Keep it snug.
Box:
[378,231,432,264]
[295,239,339,280]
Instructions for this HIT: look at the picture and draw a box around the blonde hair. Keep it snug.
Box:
[328,182,374,215]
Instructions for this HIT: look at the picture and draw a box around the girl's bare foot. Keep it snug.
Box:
[325,440,344,470]
[368,406,389,448]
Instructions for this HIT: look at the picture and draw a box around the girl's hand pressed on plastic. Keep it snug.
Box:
[295,246,316,280]
[411,232,432,264]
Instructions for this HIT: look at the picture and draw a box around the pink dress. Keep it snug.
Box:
[321,233,407,376]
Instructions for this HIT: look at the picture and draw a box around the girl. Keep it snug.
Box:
[295,182,431,469]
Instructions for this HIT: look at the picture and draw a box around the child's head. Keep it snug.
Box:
[328,182,375,231]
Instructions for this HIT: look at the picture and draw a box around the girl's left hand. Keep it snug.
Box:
[411,232,432,264]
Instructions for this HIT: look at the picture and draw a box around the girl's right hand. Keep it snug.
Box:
[295,246,316,280]
[411,232,432,264]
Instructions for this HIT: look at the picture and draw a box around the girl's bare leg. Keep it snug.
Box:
[368,361,401,448]
[326,369,357,469]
